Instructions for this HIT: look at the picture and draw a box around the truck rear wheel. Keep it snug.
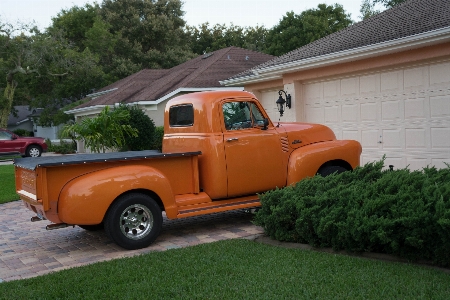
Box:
[105,193,162,250]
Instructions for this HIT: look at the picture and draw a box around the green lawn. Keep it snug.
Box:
[1,165,449,298]
[0,165,18,204]
[0,239,449,299]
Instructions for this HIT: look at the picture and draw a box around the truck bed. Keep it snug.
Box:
[14,150,201,170]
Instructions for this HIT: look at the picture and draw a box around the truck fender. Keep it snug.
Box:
[58,165,175,225]
[287,140,362,185]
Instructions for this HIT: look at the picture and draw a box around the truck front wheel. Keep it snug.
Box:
[318,165,348,177]
[105,193,163,250]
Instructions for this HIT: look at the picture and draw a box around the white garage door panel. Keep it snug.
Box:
[405,98,427,119]
[431,128,450,148]
[430,95,450,117]
[405,128,427,148]
[302,61,450,170]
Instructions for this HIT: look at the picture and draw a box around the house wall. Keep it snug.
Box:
[246,43,450,170]
[7,121,33,133]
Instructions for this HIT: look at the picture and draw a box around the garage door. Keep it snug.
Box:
[302,61,450,170]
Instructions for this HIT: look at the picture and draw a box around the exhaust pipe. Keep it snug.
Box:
[46,223,69,230]
[31,216,43,222]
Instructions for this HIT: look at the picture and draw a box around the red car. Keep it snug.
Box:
[0,128,48,157]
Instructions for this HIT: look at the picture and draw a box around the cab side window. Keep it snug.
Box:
[222,101,265,130]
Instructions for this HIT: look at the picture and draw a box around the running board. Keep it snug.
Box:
[177,195,260,218]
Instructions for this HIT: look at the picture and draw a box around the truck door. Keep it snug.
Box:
[222,101,286,197]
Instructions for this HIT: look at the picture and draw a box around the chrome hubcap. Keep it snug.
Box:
[119,204,153,240]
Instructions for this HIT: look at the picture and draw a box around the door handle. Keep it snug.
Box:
[227,138,238,142]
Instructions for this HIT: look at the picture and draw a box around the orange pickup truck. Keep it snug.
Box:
[14,91,361,249]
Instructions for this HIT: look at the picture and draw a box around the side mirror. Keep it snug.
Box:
[262,118,269,130]
[11,135,18,140]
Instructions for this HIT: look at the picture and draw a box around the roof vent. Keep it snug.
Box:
[202,52,214,59]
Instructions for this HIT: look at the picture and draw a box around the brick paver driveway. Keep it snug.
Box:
[0,201,263,282]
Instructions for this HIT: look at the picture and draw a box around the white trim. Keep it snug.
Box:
[65,87,244,115]
[17,190,37,201]
[221,26,450,86]
[16,118,30,125]
[136,87,243,106]
[65,105,109,115]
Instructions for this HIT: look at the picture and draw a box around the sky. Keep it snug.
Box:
[0,0,367,31]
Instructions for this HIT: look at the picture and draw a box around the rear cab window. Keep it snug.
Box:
[169,104,194,127]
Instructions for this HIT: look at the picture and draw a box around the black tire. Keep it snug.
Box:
[105,193,162,250]
[318,165,348,177]
[78,223,104,231]
[26,145,42,157]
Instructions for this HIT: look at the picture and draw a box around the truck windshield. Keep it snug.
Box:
[222,101,265,130]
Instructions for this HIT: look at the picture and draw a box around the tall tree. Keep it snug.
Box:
[0,21,104,128]
[360,0,381,20]
[359,0,406,20]
[265,4,353,56]
[99,0,195,69]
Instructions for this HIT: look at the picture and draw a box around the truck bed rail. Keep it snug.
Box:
[14,150,201,170]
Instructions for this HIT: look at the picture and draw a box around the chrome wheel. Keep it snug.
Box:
[119,204,154,240]
[105,193,162,250]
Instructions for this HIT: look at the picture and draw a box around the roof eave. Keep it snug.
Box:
[65,105,110,115]
[135,87,245,106]
[222,26,450,86]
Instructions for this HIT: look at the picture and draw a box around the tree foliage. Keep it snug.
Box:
[186,23,268,54]
[0,21,103,128]
[2,1,358,128]
[265,4,353,56]
[62,105,138,153]
[373,0,406,8]
[359,0,381,20]
[116,104,156,151]
[359,0,406,20]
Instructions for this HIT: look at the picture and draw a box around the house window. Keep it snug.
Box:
[169,104,194,127]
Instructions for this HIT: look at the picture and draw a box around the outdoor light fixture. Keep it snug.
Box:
[276,90,292,117]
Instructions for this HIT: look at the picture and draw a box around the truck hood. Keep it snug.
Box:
[277,122,336,149]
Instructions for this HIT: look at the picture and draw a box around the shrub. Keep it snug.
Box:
[151,126,164,151]
[116,105,156,151]
[12,128,33,136]
[254,159,450,267]
[46,139,77,154]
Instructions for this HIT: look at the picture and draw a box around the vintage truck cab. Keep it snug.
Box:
[14,91,361,249]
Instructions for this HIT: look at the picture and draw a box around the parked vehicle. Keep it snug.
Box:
[14,91,362,249]
[0,128,47,157]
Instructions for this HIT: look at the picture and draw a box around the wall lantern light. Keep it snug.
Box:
[276,90,292,117]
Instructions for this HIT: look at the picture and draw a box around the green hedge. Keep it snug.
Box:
[46,139,77,154]
[151,126,164,151]
[254,159,450,267]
